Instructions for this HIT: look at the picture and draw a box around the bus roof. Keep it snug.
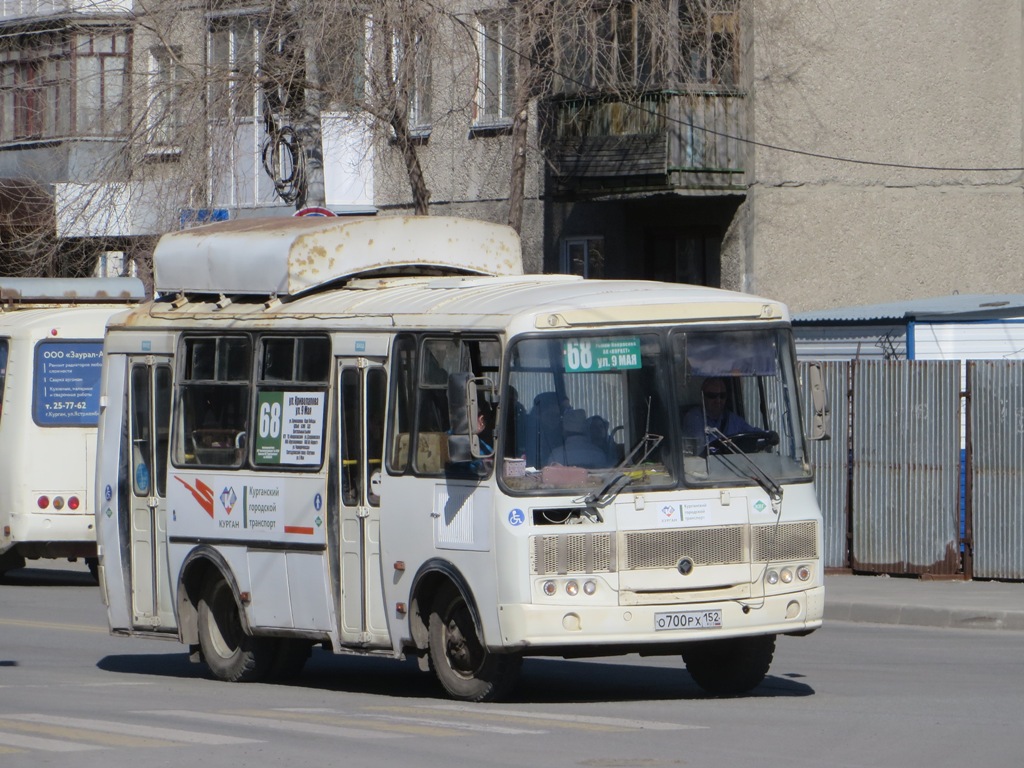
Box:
[0,278,145,306]
[119,273,789,336]
[153,216,524,297]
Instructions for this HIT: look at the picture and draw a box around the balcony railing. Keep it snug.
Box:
[546,89,746,192]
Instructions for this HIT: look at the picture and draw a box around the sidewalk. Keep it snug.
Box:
[824,573,1024,631]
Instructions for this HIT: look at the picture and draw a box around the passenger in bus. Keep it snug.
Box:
[526,392,565,467]
[448,404,494,476]
[682,377,767,454]
[545,409,616,468]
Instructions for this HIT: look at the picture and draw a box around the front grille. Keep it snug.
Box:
[624,526,745,569]
[752,521,818,561]
[530,521,818,575]
[530,532,614,574]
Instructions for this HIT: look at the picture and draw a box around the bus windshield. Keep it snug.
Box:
[501,327,811,495]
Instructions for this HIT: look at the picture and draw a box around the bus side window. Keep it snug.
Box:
[176,336,251,467]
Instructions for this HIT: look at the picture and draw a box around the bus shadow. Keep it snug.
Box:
[97,647,814,702]
[0,566,96,587]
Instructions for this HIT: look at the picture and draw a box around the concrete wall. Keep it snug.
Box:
[373,0,545,267]
[734,0,1024,312]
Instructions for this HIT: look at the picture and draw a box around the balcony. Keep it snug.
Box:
[545,90,746,195]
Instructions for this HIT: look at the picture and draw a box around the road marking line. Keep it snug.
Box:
[0,618,107,635]
[150,710,403,740]
[0,717,173,748]
[359,711,544,735]
[229,708,462,737]
[0,731,104,752]
[390,703,708,731]
[6,714,256,745]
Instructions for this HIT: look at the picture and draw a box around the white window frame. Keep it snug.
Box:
[475,13,514,128]
[147,46,182,151]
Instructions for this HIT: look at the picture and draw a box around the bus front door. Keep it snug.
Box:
[127,358,175,631]
[337,361,389,646]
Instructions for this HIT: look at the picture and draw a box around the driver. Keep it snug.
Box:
[682,377,765,454]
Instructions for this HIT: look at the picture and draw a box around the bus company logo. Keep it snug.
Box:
[174,476,215,518]
[754,500,767,512]
[220,487,238,514]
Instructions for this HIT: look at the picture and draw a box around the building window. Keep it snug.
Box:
[561,237,605,278]
[475,13,515,126]
[148,46,181,148]
[407,31,432,131]
[679,0,739,86]
[557,1,652,92]
[0,28,124,144]
[75,30,129,135]
[209,16,261,121]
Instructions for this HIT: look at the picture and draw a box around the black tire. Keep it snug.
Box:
[682,634,776,696]
[268,639,312,681]
[428,583,521,702]
[197,574,273,682]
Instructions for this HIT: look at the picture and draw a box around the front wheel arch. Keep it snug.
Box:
[177,547,243,647]
[408,560,482,653]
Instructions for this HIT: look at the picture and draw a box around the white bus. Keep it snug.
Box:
[0,278,145,577]
[95,216,829,701]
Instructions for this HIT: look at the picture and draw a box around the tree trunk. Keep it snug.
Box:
[506,106,529,233]
[391,117,431,215]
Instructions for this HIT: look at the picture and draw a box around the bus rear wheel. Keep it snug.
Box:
[197,574,273,682]
[682,634,776,696]
[427,583,521,702]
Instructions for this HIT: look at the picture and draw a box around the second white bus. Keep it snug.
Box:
[96,216,828,700]
[0,278,145,577]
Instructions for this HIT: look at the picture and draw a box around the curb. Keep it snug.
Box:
[825,602,1024,632]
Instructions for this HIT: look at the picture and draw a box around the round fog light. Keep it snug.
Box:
[543,580,557,596]
[565,580,579,596]
[780,568,794,583]
[766,570,779,585]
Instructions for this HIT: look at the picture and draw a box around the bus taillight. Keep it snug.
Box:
[37,496,50,509]
[68,496,80,511]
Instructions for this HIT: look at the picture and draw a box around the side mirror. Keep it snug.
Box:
[806,362,831,440]
[447,372,495,461]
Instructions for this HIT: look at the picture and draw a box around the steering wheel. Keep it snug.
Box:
[706,430,779,455]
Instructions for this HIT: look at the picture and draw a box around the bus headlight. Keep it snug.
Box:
[780,568,794,584]
[583,580,597,595]
[565,580,579,596]
[766,570,779,585]
[543,580,557,596]
[797,565,812,581]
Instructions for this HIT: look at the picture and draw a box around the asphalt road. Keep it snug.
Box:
[1,562,1022,768]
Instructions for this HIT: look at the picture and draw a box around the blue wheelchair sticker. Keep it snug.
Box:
[508,508,525,527]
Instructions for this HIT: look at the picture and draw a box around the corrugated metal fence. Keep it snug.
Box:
[800,359,1024,580]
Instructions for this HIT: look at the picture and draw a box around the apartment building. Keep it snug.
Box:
[3,1,1022,310]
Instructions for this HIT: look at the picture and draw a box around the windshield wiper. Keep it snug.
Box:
[583,431,664,509]
[705,427,783,513]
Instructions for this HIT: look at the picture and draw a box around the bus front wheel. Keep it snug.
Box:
[197,574,273,682]
[427,583,521,702]
[682,634,776,696]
